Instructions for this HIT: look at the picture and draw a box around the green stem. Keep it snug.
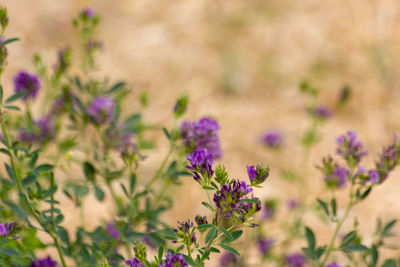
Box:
[144,143,174,191]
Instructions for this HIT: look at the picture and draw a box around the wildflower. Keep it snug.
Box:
[261,130,283,149]
[106,126,137,158]
[13,71,41,100]
[319,157,349,188]
[375,135,400,182]
[159,251,188,267]
[125,258,143,267]
[287,198,299,209]
[18,116,54,144]
[174,220,196,246]
[258,238,274,256]
[213,180,260,224]
[180,117,222,159]
[82,7,95,18]
[186,148,214,183]
[262,199,277,220]
[368,170,379,184]
[247,164,270,186]
[87,96,115,125]
[336,131,368,167]
[194,215,208,226]
[105,222,120,239]
[30,256,57,267]
[326,262,340,267]
[308,105,333,119]
[0,224,7,237]
[220,252,237,266]
[286,253,306,267]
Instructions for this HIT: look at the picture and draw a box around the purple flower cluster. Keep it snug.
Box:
[374,136,400,183]
[105,222,120,239]
[220,252,237,266]
[180,117,222,159]
[194,215,208,226]
[81,7,96,18]
[13,71,41,100]
[125,258,144,267]
[319,157,349,188]
[247,164,270,186]
[18,116,54,144]
[258,238,274,256]
[308,105,333,119]
[30,256,57,267]
[326,262,340,267]
[106,126,137,158]
[186,148,214,183]
[213,180,261,223]
[261,130,284,150]
[286,253,306,267]
[159,251,188,267]
[336,131,368,167]
[87,96,115,125]
[175,219,196,244]
[0,221,21,239]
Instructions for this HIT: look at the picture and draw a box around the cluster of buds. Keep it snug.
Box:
[318,156,349,188]
[159,251,188,267]
[186,148,214,184]
[0,221,22,240]
[247,164,270,187]
[18,116,54,144]
[174,220,196,249]
[336,131,368,168]
[374,135,400,183]
[86,96,116,125]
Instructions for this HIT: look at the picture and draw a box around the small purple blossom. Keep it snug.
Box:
[125,258,144,267]
[87,96,115,125]
[287,198,299,209]
[319,157,349,188]
[0,224,8,237]
[375,135,400,182]
[13,71,41,100]
[18,116,54,144]
[336,131,368,167]
[368,170,379,184]
[246,164,270,185]
[286,253,306,267]
[220,252,237,266]
[82,8,95,18]
[258,238,274,255]
[195,215,208,226]
[326,262,340,267]
[106,126,137,158]
[30,256,57,267]
[106,222,120,239]
[159,251,188,267]
[180,117,222,159]
[261,130,284,149]
[186,148,214,182]
[309,105,333,119]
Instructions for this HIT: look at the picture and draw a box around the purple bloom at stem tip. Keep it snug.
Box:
[261,130,283,149]
[0,224,8,237]
[125,258,144,267]
[30,256,57,267]
[13,71,41,100]
[87,96,115,125]
[286,253,306,267]
[106,222,120,239]
[258,238,274,255]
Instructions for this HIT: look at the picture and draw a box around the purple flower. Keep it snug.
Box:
[18,116,54,144]
[261,130,284,149]
[106,126,137,158]
[368,170,379,184]
[309,105,333,119]
[159,251,188,267]
[286,253,306,267]
[319,157,349,188]
[375,135,400,182]
[30,256,57,267]
[247,164,270,185]
[186,148,214,182]
[13,71,41,100]
[258,238,274,255]
[180,117,222,159]
[220,252,237,266]
[336,131,368,167]
[106,222,120,239]
[125,258,144,267]
[82,8,95,18]
[287,198,299,209]
[195,215,208,226]
[0,224,8,237]
[87,96,115,125]
[326,262,340,267]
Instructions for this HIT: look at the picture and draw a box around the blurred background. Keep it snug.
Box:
[3,0,400,265]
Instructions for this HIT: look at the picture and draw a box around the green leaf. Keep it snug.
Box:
[4,105,20,111]
[201,201,215,212]
[317,199,330,217]
[5,91,26,103]
[0,247,19,256]
[382,219,397,237]
[129,173,136,194]
[94,186,105,201]
[73,184,89,197]
[197,224,213,230]
[360,186,372,200]
[218,226,233,241]
[331,198,337,217]
[210,247,220,253]
[242,198,260,203]
[305,227,316,250]
[83,162,96,182]
[222,230,243,243]
[3,200,28,222]
[382,259,397,267]
[205,226,217,244]
[162,128,170,140]
[107,82,125,94]
[219,244,240,256]
[343,244,368,252]
[56,226,70,246]
[340,231,357,248]
[202,185,215,191]
[34,164,53,173]
[22,174,37,187]
[0,84,3,103]
[2,37,19,46]
[121,183,129,197]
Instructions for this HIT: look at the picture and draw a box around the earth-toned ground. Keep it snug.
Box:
[3,0,400,265]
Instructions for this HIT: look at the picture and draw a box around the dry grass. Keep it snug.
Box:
[3,0,400,265]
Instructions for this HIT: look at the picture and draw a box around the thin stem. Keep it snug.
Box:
[144,144,174,191]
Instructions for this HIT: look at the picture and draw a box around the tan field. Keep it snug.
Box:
[2,0,400,266]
